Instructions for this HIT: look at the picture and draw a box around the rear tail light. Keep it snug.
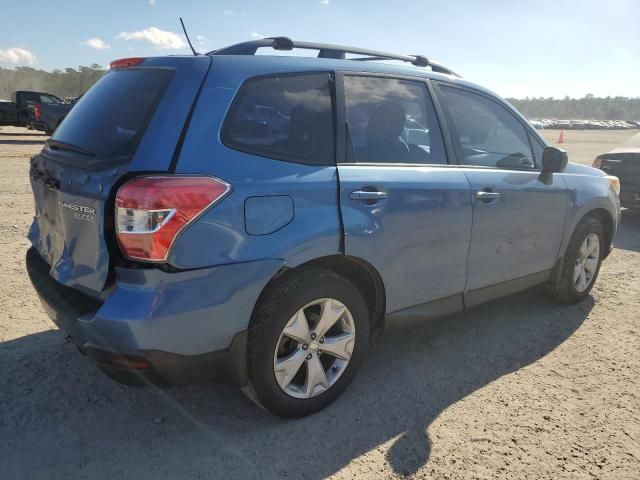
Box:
[115,176,231,262]
[110,57,145,69]
[33,104,41,120]
[592,157,602,169]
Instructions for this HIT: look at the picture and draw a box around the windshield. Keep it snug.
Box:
[51,68,174,158]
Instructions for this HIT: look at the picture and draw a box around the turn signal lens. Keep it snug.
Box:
[592,157,602,169]
[605,175,620,196]
[115,176,231,262]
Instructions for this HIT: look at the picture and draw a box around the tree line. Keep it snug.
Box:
[0,65,106,101]
[1,65,639,121]
[507,94,640,121]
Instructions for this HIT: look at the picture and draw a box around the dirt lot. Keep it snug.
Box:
[0,126,639,479]
[540,129,637,166]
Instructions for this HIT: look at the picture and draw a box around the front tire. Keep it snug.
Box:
[246,268,369,418]
[548,216,604,304]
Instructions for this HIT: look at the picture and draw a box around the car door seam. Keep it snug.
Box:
[461,170,475,308]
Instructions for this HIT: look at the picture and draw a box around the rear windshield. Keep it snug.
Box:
[51,68,174,158]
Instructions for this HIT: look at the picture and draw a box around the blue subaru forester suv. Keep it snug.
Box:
[26,38,620,417]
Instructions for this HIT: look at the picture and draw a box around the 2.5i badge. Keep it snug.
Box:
[59,200,96,223]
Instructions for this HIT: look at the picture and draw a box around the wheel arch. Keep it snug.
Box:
[584,208,615,258]
[552,206,616,285]
[560,200,617,261]
[251,254,387,337]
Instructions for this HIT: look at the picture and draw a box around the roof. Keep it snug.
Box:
[206,54,499,100]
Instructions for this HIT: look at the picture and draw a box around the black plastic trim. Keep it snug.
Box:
[208,38,460,76]
[464,270,552,309]
[26,247,103,316]
[168,56,213,173]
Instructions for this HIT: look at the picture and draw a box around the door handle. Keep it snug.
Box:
[349,190,388,201]
[475,190,501,201]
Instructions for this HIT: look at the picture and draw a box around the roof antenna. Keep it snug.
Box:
[180,17,199,55]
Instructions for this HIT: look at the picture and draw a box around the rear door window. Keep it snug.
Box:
[21,92,39,105]
[51,68,174,159]
[222,73,334,165]
[342,76,446,164]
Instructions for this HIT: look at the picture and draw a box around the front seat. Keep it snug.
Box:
[359,101,410,162]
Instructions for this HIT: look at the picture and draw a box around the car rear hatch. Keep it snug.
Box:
[28,56,211,296]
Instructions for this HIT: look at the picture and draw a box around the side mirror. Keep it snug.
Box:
[541,146,568,174]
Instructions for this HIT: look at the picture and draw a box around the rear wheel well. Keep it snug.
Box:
[584,208,615,257]
[253,255,386,336]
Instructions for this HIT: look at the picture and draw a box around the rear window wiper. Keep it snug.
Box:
[46,139,95,157]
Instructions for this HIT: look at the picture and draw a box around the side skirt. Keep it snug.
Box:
[464,269,552,309]
[385,294,463,330]
[384,269,552,328]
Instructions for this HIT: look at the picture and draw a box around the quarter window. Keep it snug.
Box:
[343,76,446,164]
[222,74,334,165]
[440,86,536,170]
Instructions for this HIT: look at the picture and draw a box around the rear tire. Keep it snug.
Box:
[246,268,369,418]
[548,216,604,304]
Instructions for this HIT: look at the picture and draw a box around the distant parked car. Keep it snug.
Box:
[594,132,640,209]
[529,120,545,129]
[556,120,571,129]
[28,99,74,135]
[0,91,66,128]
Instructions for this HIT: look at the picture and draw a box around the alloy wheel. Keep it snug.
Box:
[574,233,600,293]
[273,298,356,399]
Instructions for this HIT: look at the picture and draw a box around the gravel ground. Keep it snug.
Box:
[0,126,639,479]
[540,129,637,166]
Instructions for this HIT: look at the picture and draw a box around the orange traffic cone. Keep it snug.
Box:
[557,130,564,144]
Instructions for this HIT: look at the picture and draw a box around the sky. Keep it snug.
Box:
[0,0,638,99]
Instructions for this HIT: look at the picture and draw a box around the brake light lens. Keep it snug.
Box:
[115,176,231,262]
[592,157,602,169]
[110,57,145,69]
[33,104,41,120]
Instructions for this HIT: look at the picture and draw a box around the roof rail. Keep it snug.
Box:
[207,37,461,77]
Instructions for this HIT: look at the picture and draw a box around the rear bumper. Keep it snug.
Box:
[620,186,640,209]
[29,121,47,132]
[81,342,237,387]
[26,247,283,386]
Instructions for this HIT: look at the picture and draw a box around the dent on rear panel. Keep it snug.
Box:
[244,195,294,235]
